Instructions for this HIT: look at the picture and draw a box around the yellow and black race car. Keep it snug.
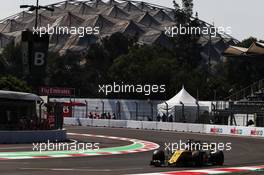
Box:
[150,140,224,167]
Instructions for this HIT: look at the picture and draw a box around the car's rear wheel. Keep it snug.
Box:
[193,151,205,166]
[211,151,224,166]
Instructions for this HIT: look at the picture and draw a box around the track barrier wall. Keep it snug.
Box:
[0,129,67,143]
[64,118,264,138]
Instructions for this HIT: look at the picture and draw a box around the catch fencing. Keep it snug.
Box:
[51,98,212,123]
[51,98,162,121]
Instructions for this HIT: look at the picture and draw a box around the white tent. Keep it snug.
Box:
[158,86,197,110]
[157,86,209,123]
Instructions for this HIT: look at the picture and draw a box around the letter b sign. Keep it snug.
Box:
[34,52,45,66]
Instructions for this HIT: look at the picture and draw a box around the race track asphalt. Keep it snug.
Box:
[0,125,264,175]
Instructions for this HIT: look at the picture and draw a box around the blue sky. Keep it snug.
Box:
[0,0,263,41]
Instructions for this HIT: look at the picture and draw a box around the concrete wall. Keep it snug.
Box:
[0,129,67,144]
[64,118,264,138]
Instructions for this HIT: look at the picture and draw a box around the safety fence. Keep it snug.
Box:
[51,98,213,123]
[51,98,162,121]
[64,118,264,138]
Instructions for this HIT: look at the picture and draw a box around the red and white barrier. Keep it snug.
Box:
[128,165,264,175]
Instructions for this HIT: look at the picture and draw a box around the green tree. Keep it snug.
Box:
[109,45,184,99]
[102,32,131,61]
[48,52,82,86]
[237,37,257,48]
[0,76,31,92]
[0,55,7,75]
[1,42,23,78]
[224,57,264,90]
[182,0,194,17]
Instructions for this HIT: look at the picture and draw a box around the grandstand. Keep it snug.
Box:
[212,78,264,127]
[0,0,239,65]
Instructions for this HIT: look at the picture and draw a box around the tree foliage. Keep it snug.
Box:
[1,42,23,78]
[237,37,257,48]
[0,75,31,92]
[182,0,194,17]
[0,29,263,101]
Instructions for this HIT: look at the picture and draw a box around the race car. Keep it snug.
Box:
[150,139,224,167]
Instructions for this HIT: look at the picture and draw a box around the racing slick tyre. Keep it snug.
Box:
[150,150,165,167]
[210,151,224,166]
[192,151,205,167]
